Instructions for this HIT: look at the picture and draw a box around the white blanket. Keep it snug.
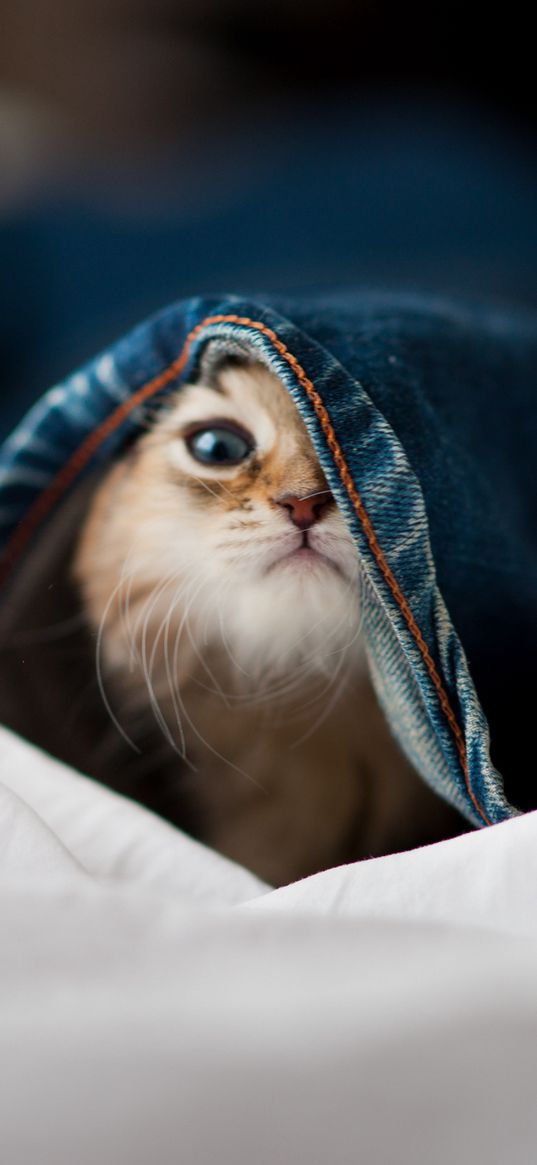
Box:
[1,724,536,1164]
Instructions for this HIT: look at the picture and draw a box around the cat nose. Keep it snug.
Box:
[275,491,334,530]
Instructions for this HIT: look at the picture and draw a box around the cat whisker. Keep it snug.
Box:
[199,475,237,501]
[251,625,356,726]
[217,601,252,678]
[191,474,237,504]
[142,570,196,758]
[118,551,144,671]
[185,620,232,710]
[249,661,342,713]
[130,566,177,653]
[96,570,143,755]
[162,574,210,763]
[290,659,354,749]
[299,488,333,501]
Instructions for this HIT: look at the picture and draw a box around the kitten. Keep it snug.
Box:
[73,359,461,885]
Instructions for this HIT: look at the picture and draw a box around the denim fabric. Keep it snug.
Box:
[1,291,536,827]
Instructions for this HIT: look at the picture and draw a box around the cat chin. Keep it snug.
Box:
[198,565,364,682]
[264,546,346,579]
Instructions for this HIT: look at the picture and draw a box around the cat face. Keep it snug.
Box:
[75,361,362,681]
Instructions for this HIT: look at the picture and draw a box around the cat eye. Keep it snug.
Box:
[184,423,254,467]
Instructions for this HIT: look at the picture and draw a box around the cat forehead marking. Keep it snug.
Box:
[165,363,313,461]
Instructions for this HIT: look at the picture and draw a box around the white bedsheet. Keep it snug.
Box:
[1,723,536,1165]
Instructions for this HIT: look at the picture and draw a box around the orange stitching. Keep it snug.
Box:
[0,312,488,823]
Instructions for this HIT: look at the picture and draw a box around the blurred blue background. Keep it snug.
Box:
[1,1,535,436]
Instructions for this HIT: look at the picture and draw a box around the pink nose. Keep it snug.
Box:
[275,491,333,530]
